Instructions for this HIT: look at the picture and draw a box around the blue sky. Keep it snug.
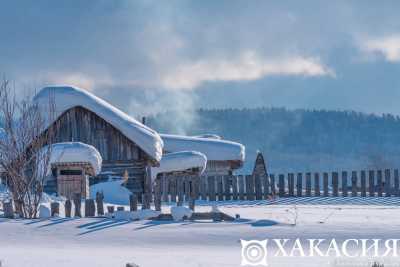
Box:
[1,1,400,118]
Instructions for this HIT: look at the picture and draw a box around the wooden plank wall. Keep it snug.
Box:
[156,169,400,203]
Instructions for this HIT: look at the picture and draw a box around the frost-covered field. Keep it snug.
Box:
[1,200,400,267]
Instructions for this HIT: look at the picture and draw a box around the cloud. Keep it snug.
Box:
[361,35,400,62]
[161,52,334,90]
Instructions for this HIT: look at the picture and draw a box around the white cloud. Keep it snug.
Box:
[362,35,400,62]
[161,51,334,90]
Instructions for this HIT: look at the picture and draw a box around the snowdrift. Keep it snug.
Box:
[161,134,245,162]
[90,180,132,205]
[151,151,207,182]
[33,86,163,162]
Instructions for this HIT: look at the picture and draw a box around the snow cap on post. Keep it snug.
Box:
[33,86,163,163]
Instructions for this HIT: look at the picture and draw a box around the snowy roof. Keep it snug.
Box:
[33,86,163,162]
[192,134,222,140]
[160,134,245,162]
[47,142,103,175]
[151,151,207,182]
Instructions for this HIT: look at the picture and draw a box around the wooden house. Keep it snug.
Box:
[34,86,163,196]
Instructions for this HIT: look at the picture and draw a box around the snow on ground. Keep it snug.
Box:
[89,180,132,205]
[1,198,400,267]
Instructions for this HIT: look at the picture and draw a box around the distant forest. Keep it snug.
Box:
[147,108,400,174]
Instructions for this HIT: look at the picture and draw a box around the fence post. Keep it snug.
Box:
[170,176,177,203]
[107,206,115,214]
[255,175,263,200]
[278,174,285,197]
[3,200,14,219]
[369,170,375,197]
[142,193,151,209]
[85,199,95,217]
[246,175,255,200]
[262,174,269,199]
[332,172,339,197]
[217,176,224,201]
[232,175,238,200]
[341,171,348,197]
[360,171,366,197]
[73,193,81,217]
[50,202,60,217]
[314,173,320,197]
[238,175,245,200]
[384,169,391,197]
[65,199,72,218]
[224,175,231,200]
[395,169,400,197]
[161,174,168,202]
[351,171,358,197]
[96,192,104,215]
[323,172,329,197]
[208,176,216,201]
[129,194,138,212]
[154,178,162,212]
[270,174,276,196]
[305,173,311,197]
[377,170,383,197]
[288,173,294,197]
[296,173,303,197]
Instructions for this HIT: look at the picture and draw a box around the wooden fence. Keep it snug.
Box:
[154,169,400,203]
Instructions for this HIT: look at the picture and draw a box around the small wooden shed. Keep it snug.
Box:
[53,162,97,199]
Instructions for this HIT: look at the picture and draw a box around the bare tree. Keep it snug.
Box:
[0,79,55,218]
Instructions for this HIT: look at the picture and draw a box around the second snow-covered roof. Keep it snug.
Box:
[34,86,163,162]
[161,134,245,162]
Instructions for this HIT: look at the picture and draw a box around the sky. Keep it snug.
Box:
[1,0,400,121]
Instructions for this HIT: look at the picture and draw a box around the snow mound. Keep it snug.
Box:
[45,142,102,175]
[39,205,51,218]
[34,86,163,162]
[171,206,193,221]
[112,209,161,221]
[151,151,207,182]
[90,180,132,205]
[161,134,245,162]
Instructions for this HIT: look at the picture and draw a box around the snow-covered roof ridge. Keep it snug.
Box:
[160,134,245,162]
[151,151,207,182]
[46,142,103,175]
[34,86,163,162]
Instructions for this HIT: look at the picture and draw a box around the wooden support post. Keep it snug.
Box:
[278,174,285,197]
[360,171,367,197]
[208,176,216,201]
[255,175,263,200]
[288,173,294,197]
[377,170,383,197]
[270,174,276,196]
[296,173,303,197]
[129,194,138,211]
[224,175,231,200]
[217,175,224,201]
[395,169,400,197]
[154,178,162,212]
[73,193,81,217]
[238,175,245,200]
[369,170,375,197]
[161,174,168,202]
[65,199,72,218]
[170,176,177,203]
[323,172,329,197]
[332,172,339,197]
[385,169,391,197]
[107,206,115,214]
[85,199,95,217]
[95,192,104,216]
[351,171,358,197]
[50,202,60,217]
[341,171,348,197]
[314,173,320,197]
[189,180,196,211]
[246,175,255,200]
[262,174,270,199]
[305,172,311,197]
[184,177,190,202]
[232,175,239,200]
[3,200,14,219]
[142,193,151,209]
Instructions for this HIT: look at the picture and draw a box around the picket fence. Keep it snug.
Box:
[154,169,400,203]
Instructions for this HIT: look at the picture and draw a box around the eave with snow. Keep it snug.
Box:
[160,134,245,176]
